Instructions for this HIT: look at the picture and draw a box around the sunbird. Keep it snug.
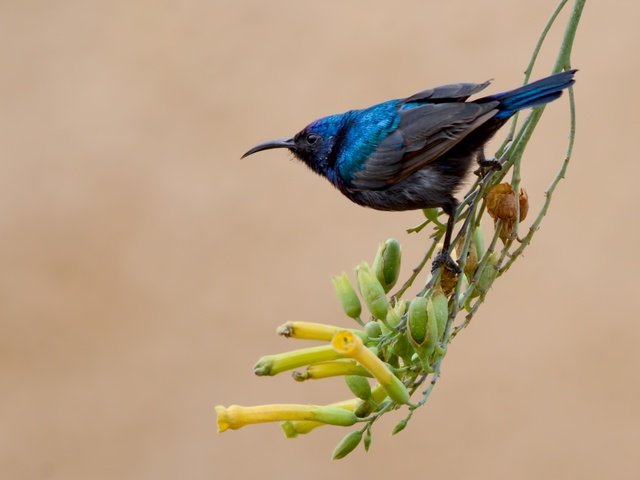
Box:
[242,70,576,271]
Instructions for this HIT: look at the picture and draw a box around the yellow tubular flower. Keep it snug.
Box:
[276,321,367,342]
[216,404,357,432]
[331,331,412,405]
[294,360,372,381]
[254,345,344,376]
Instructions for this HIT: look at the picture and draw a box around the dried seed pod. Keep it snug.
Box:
[518,188,529,222]
[487,183,517,221]
[440,266,459,297]
[486,183,529,243]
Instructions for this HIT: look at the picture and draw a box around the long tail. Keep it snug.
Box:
[486,69,577,119]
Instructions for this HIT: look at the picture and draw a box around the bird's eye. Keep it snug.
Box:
[306,133,319,145]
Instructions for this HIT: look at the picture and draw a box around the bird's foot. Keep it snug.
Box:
[474,158,502,177]
[432,250,461,274]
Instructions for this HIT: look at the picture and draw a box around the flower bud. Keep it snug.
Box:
[407,297,428,346]
[372,239,402,293]
[424,298,439,357]
[355,262,389,321]
[391,334,413,363]
[332,430,363,460]
[392,418,408,435]
[364,321,382,339]
[354,399,374,418]
[363,429,372,452]
[344,375,372,400]
[431,289,449,342]
[476,252,500,295]
[408,297,440,371]
[332,272,362,319]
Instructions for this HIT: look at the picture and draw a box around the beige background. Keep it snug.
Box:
[1,1,638,479]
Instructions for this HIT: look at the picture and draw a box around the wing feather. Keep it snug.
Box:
[352,102,498,189]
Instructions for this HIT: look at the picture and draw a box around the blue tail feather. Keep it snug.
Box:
[487,69,576,119]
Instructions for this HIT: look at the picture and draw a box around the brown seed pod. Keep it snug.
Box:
[440,267,459,297]
[486,183,529,243]
[487,183,517,221]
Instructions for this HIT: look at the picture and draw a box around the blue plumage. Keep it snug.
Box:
[242,69,576,270]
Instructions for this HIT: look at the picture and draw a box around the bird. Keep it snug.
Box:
[242,69,576,271]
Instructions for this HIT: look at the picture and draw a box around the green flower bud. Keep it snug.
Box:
[473,226,486,259]
[431,289,449,342]
[364,321,382,339]
[384,306,401,329]
[354,399,373,418]
[391,334,413,363]
[424,298,439,360]
[372,239,402,292]
[363,429,372,452]
[394,299,407,317]
[332,272,362,319]
[407,297,428,346]
[422,207,442,224]
[355,262,389,321]
[392,419,408,435]
[344,375,372,400]
[332,431,363,460]
[476,252,500,295]
[407,297,439,371]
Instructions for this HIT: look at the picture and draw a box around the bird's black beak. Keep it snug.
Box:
[241,138,296,159]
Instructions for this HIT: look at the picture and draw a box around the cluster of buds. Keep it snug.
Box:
[215,239,455,458]
[215,233,501,458]
[486,183,529,244]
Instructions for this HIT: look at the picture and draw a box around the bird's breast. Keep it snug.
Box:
[339,168,461,211]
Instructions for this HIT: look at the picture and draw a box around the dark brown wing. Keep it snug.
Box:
[351,101,499,189]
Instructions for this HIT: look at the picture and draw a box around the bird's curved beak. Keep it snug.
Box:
[241,137,296,159]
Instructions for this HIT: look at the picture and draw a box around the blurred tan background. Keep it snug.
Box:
[1,1,638,479]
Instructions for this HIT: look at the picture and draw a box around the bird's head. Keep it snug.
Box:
[241,114,349,184]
